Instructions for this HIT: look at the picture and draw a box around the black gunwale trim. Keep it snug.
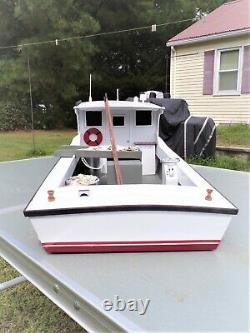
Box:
[190,165,239,212]
[23,157,62,214]
[24,204,238,217]
[24,149,239,218]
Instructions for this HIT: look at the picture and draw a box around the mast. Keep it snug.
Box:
[89,73,92,102]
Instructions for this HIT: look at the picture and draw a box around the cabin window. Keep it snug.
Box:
[113,116,125,127]
[136,110,152,126]
[215,48,242,95]
[86,111,102,126]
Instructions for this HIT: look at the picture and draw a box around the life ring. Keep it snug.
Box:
[83,128,103,146]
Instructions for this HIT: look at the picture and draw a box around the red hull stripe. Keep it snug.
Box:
[42,239,220,246]
[42,240,220,253]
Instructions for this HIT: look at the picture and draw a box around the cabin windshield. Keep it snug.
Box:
[113,116,125,126]
[86,111,102,126]
[136,110,152,126]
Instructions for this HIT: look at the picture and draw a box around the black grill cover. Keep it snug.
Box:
[149,98,216,159]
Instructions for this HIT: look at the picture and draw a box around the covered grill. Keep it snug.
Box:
[150,98,216,159]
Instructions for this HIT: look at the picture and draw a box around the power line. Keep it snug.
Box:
[0,18,193,50]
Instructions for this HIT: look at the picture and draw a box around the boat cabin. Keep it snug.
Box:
[74,100,163,147]
[74,100,164,175]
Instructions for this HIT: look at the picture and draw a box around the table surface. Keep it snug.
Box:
[0,157,249,332]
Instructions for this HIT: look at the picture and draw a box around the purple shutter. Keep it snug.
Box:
[241,45,250,94]
[203,50,215,95]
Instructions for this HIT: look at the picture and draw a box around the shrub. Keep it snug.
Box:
[0,101,30,131]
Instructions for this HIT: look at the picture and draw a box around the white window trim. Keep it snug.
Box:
[213,46,243,96]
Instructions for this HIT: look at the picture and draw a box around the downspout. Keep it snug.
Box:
[171,46,176,97]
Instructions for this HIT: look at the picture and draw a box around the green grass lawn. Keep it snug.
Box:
[0,130,76,162]
[0,127,248,169]
[0,259,85,333]
[0,125,249,162]
[188,155,249,172]
[192,124,250,172]
[216,124,250,147]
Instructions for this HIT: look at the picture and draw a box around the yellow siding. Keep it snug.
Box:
[170,35,250,124]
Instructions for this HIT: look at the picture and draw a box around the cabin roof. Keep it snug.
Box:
[74,100,163,111]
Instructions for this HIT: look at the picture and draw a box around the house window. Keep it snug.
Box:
[86,111,102,126]
[215,48,242,94]
[136,111,152,126]
[113,116,125,127]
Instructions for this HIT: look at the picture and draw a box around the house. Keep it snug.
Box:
[167,0,250,124]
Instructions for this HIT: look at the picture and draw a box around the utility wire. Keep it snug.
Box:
[0,18,193,50]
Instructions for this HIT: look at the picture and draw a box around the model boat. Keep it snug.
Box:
[24,94,238,253]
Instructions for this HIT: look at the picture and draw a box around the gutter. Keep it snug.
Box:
[166,28,250,47]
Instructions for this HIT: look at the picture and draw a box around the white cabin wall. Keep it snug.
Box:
[131,111,162,144]
[76,108,162,147]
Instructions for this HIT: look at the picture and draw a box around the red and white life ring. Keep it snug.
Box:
[83,128,103,146]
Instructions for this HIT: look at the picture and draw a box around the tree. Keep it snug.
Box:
[89,0,226,99]
[0,0,226,129]
[0,0,99,128]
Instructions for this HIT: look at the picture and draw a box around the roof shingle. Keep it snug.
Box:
[168,0,250,44]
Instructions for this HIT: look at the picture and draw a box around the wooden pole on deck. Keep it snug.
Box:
[104,95,123,185]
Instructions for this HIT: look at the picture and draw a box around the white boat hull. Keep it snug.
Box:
[31,210,231,253]
[24,130,237,254]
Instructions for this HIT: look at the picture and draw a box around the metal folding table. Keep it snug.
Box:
[0,157,248,332]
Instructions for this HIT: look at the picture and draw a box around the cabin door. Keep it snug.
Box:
[111,113,130,145]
